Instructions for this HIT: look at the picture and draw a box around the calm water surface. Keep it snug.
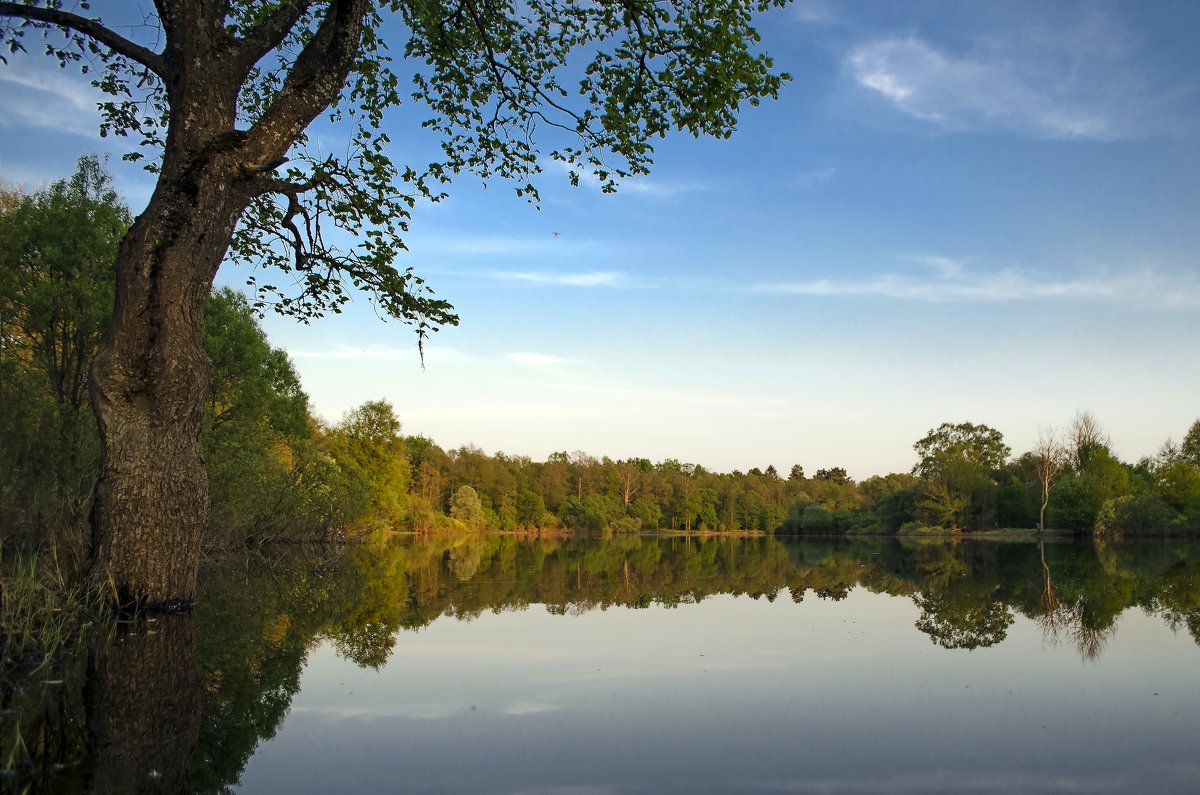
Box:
[5,536,1200,793]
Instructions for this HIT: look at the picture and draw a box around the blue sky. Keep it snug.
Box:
[2,0,1198,478]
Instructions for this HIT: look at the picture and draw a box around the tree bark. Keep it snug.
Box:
[79,0,369,608]
[88,158,246,607]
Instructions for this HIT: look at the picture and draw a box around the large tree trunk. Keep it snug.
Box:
[88,155,246,609]
[78,0,367,609]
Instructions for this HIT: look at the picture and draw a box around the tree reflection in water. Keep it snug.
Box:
[4,535,1199,791]
[87,615,201,793]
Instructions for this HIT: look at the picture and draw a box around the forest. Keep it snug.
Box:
[3,158,1200,563]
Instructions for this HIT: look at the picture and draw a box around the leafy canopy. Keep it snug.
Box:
[1,0,790,339]
[913,422,1011,480]
[0,154,129,408]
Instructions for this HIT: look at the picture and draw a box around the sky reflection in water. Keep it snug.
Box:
[234,541,1199,795]
[9,537,1196,792]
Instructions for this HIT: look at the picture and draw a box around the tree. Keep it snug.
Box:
[203,289,309,440]
[813,467,849,484]
[0,0,790,606]
[913,589,1013,650]
[449,485,485,529]
[912,422,1010,531]
[1068,410,1110,472]
[613,457,651,507]
[327,399,410,528]
[1032,428,1067,532]
[0,156,127,411]
[1182,419,1200,468]
[515,488,546,528]
[1049,447,1132,533]
[913,422,1010,479]
[202,287,357,544]
[0,156,129,541]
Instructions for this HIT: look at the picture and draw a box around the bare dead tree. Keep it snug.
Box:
[1033,427,1066,532]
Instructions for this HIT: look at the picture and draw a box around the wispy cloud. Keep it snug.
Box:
[766,768,1150,794]
[847,36,1112,138]
[752,257,1200,307]
[791,166,837,188]
[414,234,606,257]
[792,0,837,26]
[0,60,100,138]
[543,382,791,417]
[542,158,710,198]
[502,701,562,716]
[619,177,710,198]
[487,270,632,288]
[287,343,469,363]
[844,16,1191,140]
[913,254,962,279]
[508,352,567,367]
[292,703,464,721]
[403,381,793,426]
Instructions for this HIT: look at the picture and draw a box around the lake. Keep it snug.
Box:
[4,535,1199,793]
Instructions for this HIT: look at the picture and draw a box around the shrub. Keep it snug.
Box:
[1095,493,1181,537]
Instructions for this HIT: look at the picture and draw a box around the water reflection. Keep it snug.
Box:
[4,535,1199,792]
[2,614,201,793]
[88,616,201,793]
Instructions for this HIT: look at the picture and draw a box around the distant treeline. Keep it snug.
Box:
[3,158,1199,550]
[346,410,1200,538]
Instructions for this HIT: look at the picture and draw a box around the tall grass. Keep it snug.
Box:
[1,543,100,788]
[1,543,99,675]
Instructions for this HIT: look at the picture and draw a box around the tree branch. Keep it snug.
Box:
[459,0,589,138]
[241,0,367,162]
[0,1,166,78]
[232,0,317,77]
[250,175,316,197]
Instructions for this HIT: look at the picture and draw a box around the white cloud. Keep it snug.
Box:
[287,342,469,363]
[912,255,963,279]
[842,7,1197,142]
[792,166,837,188]
[792,1,837,26]
[401,380,794,428]
[501,701,562,716]
[487,270,631,288]
[543,382,791,418]
[0,64,97,111]
[0,59,101,138]
[619,177,709,198]
[541,158,709,198]
[508,352,566,367]
[415,234,604,257]
[847,36,1114,138]
[292,703,464,721]
[752,258,1200,307]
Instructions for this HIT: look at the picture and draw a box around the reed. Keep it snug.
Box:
[1,543,99,676]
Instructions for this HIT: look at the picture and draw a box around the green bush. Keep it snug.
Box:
[1095,493,1183,537]
[898,521,954,536]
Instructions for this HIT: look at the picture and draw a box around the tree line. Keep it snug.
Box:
[363,409,1200,538]
[3,159,1199,556]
